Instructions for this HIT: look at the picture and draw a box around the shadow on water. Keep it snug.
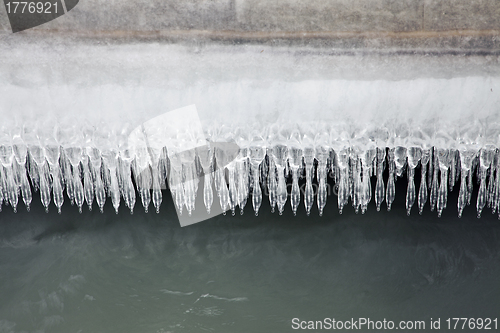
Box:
[0,171,499,333]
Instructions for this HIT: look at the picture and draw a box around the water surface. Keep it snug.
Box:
[0,183,499,333]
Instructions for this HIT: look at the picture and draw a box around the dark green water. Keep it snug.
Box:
[0,184,499,333]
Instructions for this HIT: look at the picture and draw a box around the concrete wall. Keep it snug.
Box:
[1,0,500,34]
[1,0,500,52]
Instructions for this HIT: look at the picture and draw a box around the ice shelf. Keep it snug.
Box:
[0,40,499,218]
[0,126,500,219]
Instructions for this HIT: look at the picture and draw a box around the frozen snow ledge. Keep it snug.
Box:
[0,78,499,218]
[0,40,498,219]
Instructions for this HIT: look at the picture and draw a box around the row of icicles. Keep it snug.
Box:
[0,144,499,218]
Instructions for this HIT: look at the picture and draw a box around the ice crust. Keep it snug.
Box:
[1,125,500,219]
[0,41,499,217]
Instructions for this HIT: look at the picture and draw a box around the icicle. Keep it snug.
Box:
[236,164,248,215]
[375,148,385,211]
[386,148,395,211]
[449,150,458,192]
[183,162,198,216]
[360,149,375,214]
[88,148,106,212]
[227,163,237,216]
[457,149,477,217]
[260,154,268,189]
[0,145,19,213]
[406,147,422,215]
[316,146,329,216]
[468,155,477,206]
[38,162,51,213]
[151,166,163,214]
[351,153,361,213]
[171,167,184,215]
[82,151,93,211]
[457,147,476,218]
[251,164,262,216]
[102,151,121,214]
[249,146,265,216]
[148,148,163,214]
[436,149,451,217]
[216,167,230,214]
[27,152,40,193]
[60,150,75,205]
[487,152,497,211]
[288,147,303,216]
[0,166,4,211]
[497,159,500,220]
[428,148,434,190]
[492,151,500,215]
[197,145,213,214]
[65,148,84,212]
[303,147,315,216]
[4,164,19,213]
[44,146,63,214]
[330,149,339,184]
[336,149,350,214]
[212,145,229,215]
[487,168,494,211]
[235,149,249,215]
[429,148,439,212]
[271,145,288,215]
[159,147,169,186]
[418,149,430,214]
[70,162,83,213]
[0,164,8,209]
[130,148,150,214]
[477,148,493,218]
[40,164,51,212]
[350,154,359,213]
[12,141,31,211]
[266,154,277,213]
[14,159,31,212]
[28,144,49,213]
[458,172,467,218]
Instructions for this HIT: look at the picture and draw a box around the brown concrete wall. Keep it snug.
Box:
[233,0,424,32]
[2,0,500,33]
[1,0,500,48]
[424,0,500,31]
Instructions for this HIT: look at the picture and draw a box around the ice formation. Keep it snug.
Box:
[0,42,499,218]
[0,119,499,219]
